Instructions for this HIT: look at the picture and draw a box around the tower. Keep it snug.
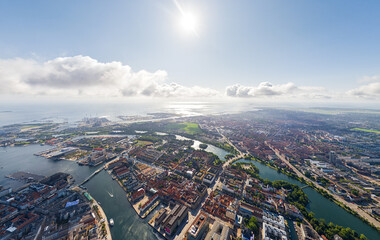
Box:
[329,151,337,165]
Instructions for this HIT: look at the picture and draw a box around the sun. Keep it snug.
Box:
[179,12,198,35]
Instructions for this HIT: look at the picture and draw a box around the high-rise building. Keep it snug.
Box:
[329,151,337,165]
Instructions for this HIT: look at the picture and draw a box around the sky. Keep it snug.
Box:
[0,0,380,104]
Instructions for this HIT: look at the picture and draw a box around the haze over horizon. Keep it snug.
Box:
[2,2,380,240]
[1,0,380,106]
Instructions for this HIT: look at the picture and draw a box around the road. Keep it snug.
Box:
[344,163,380,187]
[265,143,380,229]
[216,127,246,168]
[71,186,112,239]
[174,128,244,240]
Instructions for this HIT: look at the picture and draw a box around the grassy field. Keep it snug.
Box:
[351,128,380,134]
[179,123,202,134]
[166,122,202,135]
[135,140,153,146]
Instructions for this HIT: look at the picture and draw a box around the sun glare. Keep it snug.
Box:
[179,12,198,35]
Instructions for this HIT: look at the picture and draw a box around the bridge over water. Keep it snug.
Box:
[79,166,105,186]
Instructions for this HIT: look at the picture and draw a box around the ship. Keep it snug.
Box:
[109,218,114,227]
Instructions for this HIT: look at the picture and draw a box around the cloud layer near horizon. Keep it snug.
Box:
[0,55,379,100]
[0,55,219,98]
[345,75,380,99]
[347,82,380,99]
[225,82,330,99]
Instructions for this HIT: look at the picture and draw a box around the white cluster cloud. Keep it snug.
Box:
[0,55,219,98]
[225,82,330,99]
[0,55,379,101]
[347,76,380,99]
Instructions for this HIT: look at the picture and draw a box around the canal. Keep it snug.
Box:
[0,145,161,240]
[83,171,162,240]
[236,159,380,240]
[2,143,379,239]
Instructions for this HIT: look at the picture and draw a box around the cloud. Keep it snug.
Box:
[347,75,380,99]
[359,75,380,83]
[347,82,380,99]
[0,55,219,98]
[225,82,329,99]
[1,55,379,102]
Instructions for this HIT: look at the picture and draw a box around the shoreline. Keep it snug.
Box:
[148,210,170,240]
[93,200,113,240]
[3,120,379,239]
[72,186,112,239]
[244,155,380,233]
[109,166,168,240]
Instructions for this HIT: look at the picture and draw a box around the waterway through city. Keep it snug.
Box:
[0,145,98,188]
[0,144,161,240]
[83,171,162,240]
[1,143,379,239]
[236,159,380,239]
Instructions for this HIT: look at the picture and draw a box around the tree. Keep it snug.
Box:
[351,189,359,196]
[339,227,355,240]
[263,179,272,187]
[247,216,259,235]
[360,234,367,240]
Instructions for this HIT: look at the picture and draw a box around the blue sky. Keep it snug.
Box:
[1,0,380,102]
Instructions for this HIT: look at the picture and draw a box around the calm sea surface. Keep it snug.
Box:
[0,101,257,127]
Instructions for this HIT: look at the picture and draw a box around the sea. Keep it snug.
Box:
[0,100,259,127]
[1,101,380,239]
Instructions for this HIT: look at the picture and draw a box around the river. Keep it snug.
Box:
[236,159,380,240]
[175,135,229,161]
[1,144,379,240]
